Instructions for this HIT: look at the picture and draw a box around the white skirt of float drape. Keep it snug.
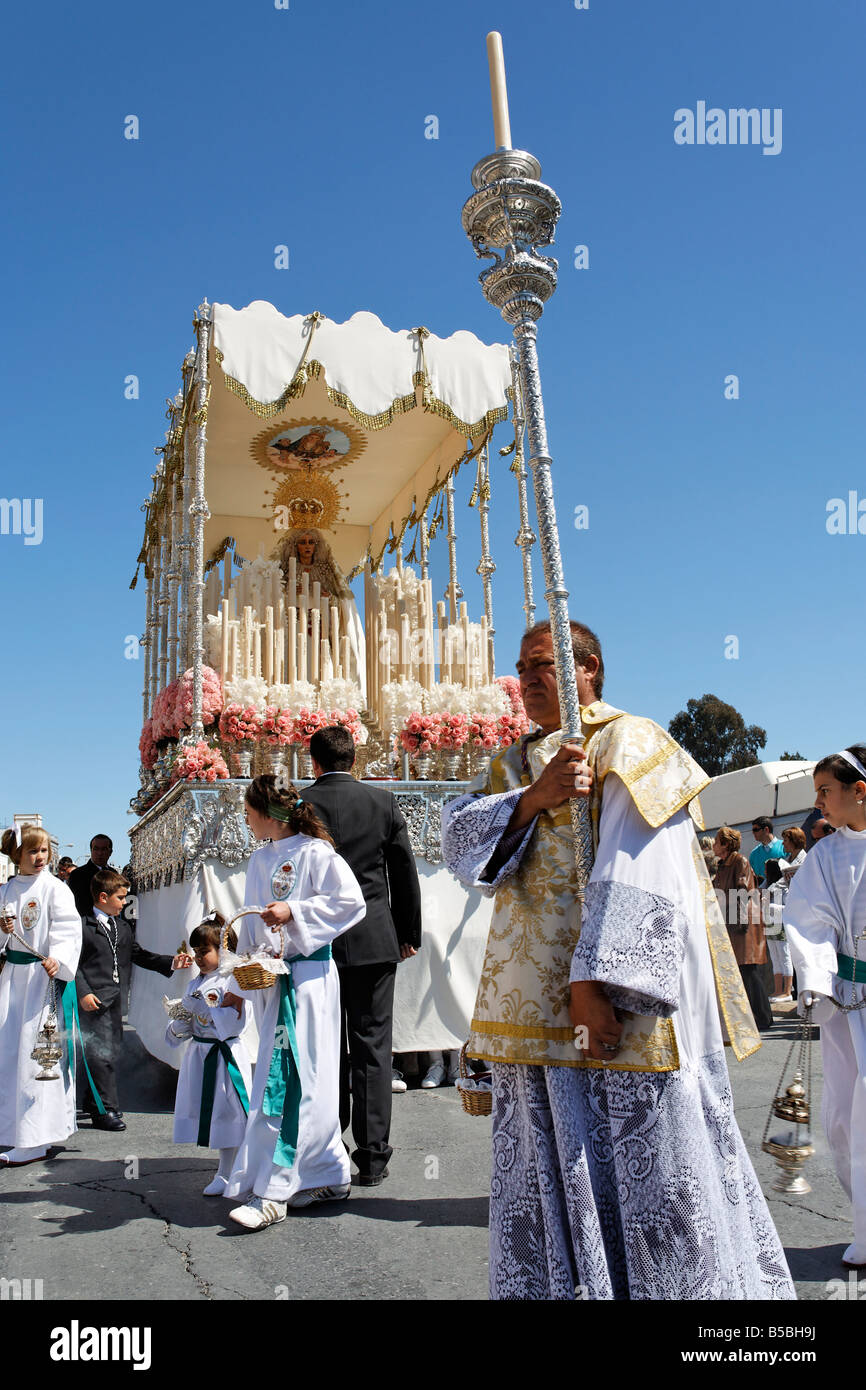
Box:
[225,957,349,1202]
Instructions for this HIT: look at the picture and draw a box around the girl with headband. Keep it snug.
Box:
[784,743,866,1269]
[224,775,365,1231]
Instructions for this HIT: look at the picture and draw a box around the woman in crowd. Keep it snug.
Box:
[712,825,773,1031]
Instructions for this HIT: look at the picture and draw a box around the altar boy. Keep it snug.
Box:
[76,869,191,1130]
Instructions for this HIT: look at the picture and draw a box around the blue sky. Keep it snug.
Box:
[1,0,863,862]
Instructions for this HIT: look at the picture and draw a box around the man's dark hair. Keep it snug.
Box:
[751,816,774,834]
[522,619,604,697]
[309,725,356,772]
[58,857,74,869]
[90,834,113,849]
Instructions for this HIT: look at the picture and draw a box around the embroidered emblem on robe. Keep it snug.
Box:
[271,861,296,900]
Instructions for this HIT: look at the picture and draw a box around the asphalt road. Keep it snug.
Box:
[0,1009,852,1304]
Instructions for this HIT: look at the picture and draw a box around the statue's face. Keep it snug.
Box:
[296,534,316,566]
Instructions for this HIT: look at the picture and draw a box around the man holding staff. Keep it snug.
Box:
[442,620,794,1300]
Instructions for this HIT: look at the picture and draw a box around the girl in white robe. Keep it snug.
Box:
[784,744,866,1270]
[225,775,365,1231]
[165,914,254,1196]
[0,825,82,1165]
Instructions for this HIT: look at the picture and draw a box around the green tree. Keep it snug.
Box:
[779,750,806,761]
[668,694,767,777]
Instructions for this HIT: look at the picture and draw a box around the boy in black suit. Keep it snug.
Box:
[301,726,422,1185]
[76,869,191,1130]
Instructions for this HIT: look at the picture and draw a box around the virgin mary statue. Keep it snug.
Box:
[272,528,366,701]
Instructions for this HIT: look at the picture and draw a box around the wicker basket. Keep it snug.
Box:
[456,1042,493,1117]
[221,907,283,991]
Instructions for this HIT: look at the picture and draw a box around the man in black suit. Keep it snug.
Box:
[76,868,190,1130]
[69,834,113,917]
[301,726,422,1186]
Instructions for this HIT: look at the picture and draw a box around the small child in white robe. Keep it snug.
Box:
[0,824,82,1166]
[784,745,866,1270]
[165,916,254,1196]
[225,775,365,1232]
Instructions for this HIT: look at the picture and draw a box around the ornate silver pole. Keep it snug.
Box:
[462,37,594,883]
[178,356,195,668]
[445,474,462,624]
[475,442,496,677]
[507,346,536,629]
[188,299,212,742]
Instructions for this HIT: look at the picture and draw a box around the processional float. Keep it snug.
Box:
[127,33,593,1067]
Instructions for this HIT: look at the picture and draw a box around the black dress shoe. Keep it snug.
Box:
[91,1110,126,1132]
[351,1166,389,1187]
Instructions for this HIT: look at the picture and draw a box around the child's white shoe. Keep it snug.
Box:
[228,1196,287,1230]
[203,1174,229,1197]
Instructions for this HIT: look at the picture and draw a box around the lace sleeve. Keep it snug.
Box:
[441,789,536,895]
[570,880,688,1017]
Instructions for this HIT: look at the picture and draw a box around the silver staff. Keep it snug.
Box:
[462,32,594,887]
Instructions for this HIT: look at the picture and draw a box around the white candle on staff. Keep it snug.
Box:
[310,608,320,683]
[220,600,229,684]
[486,31,512,151]
[288,607,297,683]
[288,556,297,608]
[265,606,274,685]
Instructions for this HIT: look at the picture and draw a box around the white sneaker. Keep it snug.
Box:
[203,1174,229,1197]
[287,1184,351,1208]
[421,1061,446,1089]
[770,994,794,1004]
[391,1069,407,1093]
[228,1195,287,1230]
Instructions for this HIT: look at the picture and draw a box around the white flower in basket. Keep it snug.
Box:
[267,680,317,714]
[163,996,194,1022]
[319,676,363,711]
[224,675,268,713]
[469,683,509,719]
[381,678,425,729]
[427,681,471,715]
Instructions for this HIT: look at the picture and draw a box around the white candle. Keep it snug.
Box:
[311,608,320,683]
[288,606,297,684]
[320,638,329,684]
[288,556,297,608]
[265,606,274,686]
[223,553,231,602]
[486,31,512,151]
[401,613,411,679]
[243,606,253,678]
[253,623,262,679]
[321,596,329,641]
[298,624,307,683]
[229,623,238,681]
[330,605,340,665]
[220,600,229,685]
[275,628,284,686]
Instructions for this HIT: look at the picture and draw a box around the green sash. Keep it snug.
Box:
[5,951,106,1116]
[193,1036,250,1146]
[262,944,332,1169]
[837,953,866,984]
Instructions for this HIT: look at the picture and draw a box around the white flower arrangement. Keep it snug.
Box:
[266,681,317,714]
[469,683,509,718]
[239,556,283,614]
[381,678,425,729]
[319,676,363,712]
[223,675,268,713]
[426,681,471,715]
